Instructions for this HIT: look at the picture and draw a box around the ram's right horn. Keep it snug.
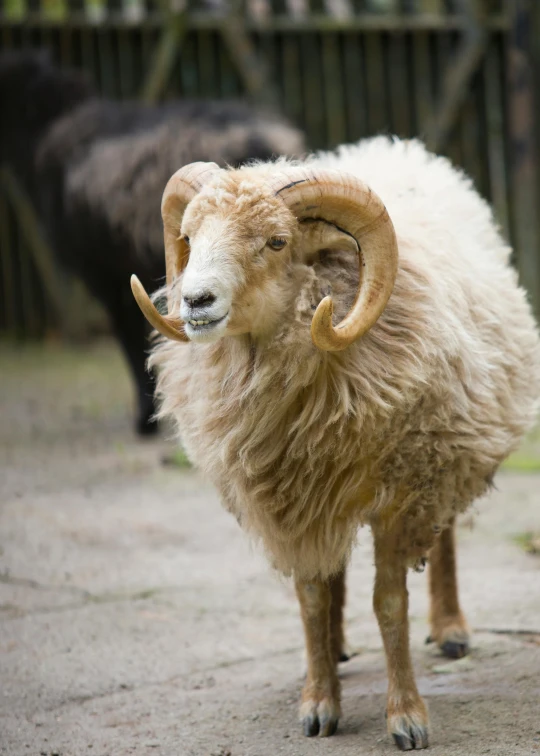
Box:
[130,275,187,342]
[131,162,222,342]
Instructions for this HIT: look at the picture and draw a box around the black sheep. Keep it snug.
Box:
[0,51,305,433]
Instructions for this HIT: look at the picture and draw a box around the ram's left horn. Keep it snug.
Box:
[130,274,187,342]
[270,167,398,351]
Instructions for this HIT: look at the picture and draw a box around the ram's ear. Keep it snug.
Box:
[298,219,359,264]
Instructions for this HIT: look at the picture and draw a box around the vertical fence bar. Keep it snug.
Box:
[458,82,481,186]
[0,193,16,336]
[281,32,303,126]
[506,0,540,316]
[387,30,412,136]
[300,32,325,147]
[217,32,239,98]
[483,34,509,238]
[321,32,346,147]
[343,32,367,142]
[365,31,387,134]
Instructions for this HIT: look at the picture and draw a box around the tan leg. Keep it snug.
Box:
[428,518,470,658]
[373,525,429,751]
[329,568,349,663]
[295,577,341,737]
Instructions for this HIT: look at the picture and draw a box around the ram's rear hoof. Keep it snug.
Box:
[428,615,470,660]
[336,643,359,663]
[441,639,469,659]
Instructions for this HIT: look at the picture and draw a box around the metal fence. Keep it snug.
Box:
[1,0,539,339]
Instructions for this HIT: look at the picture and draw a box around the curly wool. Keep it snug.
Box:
[151,137,540,581]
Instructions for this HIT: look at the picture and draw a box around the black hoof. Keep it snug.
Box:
[302,714,338,737]
[393,734,414,751]
[392,726,429,751]
[303,715,320,737]
[136,414,159,436]
[319,716,339,737]
[441,639,469,659]
[338,651,351,662]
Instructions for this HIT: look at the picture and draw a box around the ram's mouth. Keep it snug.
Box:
[185,312,228,332]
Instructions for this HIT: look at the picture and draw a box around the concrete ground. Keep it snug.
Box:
[1,340,540,756]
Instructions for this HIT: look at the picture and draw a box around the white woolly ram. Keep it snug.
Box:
[132,137,540,751]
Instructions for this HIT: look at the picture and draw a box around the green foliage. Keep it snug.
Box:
[164,447,191,469]
[512,531,540,555]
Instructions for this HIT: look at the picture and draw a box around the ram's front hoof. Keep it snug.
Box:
[393,728,429,751]
[387,698,429,751]
[300,696,340,737]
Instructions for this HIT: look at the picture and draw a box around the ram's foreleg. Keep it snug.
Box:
[372,524,429,751]
[329,567,351,663]
[427,518,470,659]
[295,577,341,737]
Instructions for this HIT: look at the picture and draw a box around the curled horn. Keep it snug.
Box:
[130,162,221,342]
[268,168,398,351]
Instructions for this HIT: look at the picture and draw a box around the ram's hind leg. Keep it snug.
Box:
[428,518,470,659]
[372,524,429,751]
[295,577,341,737]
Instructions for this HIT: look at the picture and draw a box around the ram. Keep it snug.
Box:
[0,51,304,433]
[132,138,540,750]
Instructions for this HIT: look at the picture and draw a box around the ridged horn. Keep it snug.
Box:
[130,275,186,342]
[268,167,398,351]
[130,162,221,342]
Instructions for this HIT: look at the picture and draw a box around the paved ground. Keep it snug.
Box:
[1,340,540,756]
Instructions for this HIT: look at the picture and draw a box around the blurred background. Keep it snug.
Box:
[1,0,540,434]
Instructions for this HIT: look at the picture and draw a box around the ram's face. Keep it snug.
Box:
[178,182,297,343]
[132,163,398,352]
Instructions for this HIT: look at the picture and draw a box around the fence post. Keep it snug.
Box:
[141,0,188,104]
[0,167,93,340]
[220,0,279,109]
[506,0,540,318]
[424,0,487,152]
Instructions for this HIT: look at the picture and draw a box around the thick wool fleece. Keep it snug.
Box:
[151,137,540,581]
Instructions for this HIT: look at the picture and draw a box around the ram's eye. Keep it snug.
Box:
[267,237,287,251]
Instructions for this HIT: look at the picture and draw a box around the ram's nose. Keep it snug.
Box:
[182,291,216,310]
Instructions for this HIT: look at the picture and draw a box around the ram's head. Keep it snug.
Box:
[131,161,398,351]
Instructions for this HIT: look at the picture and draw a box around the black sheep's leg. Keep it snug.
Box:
[109,286,158,436]
[88,273,159,436]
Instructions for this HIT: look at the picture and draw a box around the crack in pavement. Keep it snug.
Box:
[0,572,188,617]
[0,571,91,598]
[4,644,306,720]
